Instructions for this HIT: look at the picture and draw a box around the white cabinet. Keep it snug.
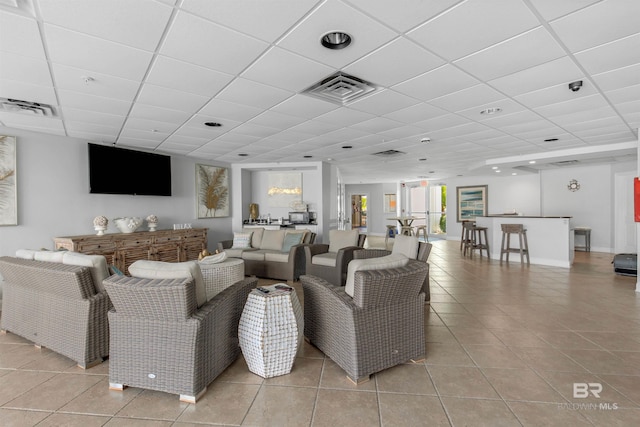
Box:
[294,225,318,234]
[244,224,281,231]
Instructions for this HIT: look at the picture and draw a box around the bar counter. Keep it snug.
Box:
[475,215,575,268]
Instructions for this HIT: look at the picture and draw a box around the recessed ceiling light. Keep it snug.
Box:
[204,122,222,127]
[342,145,352,149]
[238,153,249,157]
[512,173,517,175]
[491,166,498,169]
[480,107,502,115]
[495,170,501,173]
[419,158,427,161]
[303,155,313,158]
[529,160,536,164]
[544,138,559,142]
[321,31,352,50]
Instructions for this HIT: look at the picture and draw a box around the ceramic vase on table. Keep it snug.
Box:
[93,215,108,235]
[114,217,143,233]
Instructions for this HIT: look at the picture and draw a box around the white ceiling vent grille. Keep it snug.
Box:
[551,160,579,167]
[373,149,405,157]
[303,72,378,105]
[0,98,56,116]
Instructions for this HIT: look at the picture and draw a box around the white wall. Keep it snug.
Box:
[0,127,233,257]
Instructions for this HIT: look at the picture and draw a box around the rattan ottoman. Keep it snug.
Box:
[238,284,303,378]
[200,258,245,299]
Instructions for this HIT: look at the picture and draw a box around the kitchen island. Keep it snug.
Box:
[475,215,574,268]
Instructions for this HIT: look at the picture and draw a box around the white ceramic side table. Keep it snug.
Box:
[238,284,303,378]
[199,258,245,299]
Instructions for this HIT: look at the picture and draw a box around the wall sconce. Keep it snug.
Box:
[568,179,580,192]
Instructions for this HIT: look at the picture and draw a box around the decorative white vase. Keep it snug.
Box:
[94,225,107,236]
[148,223,157,232]
[114,217,143,233]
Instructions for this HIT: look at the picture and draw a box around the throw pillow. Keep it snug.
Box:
[232,231,253,249]
[281,232,304,253]
[391,234,419,259]
[363,236,388,250]
[328,229,359,253]
[109,265,125,276]
[259,230,286,251]
[345,253,409,297]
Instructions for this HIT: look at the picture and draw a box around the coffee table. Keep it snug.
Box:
[238,284,303,378]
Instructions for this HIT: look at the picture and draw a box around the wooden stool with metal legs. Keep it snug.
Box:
[460,221,475,255]
[400,226,414,236]
[414,225,428,242]
[500,224,530,265]
[469,226,490,258]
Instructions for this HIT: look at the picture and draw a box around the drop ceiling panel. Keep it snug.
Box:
[393,65,479,101]
[199,99,262,123]
[136,84,209,114]
[414,113,468,132]
[216,78,293,109]
[119,128,169,142]
[270,94,338,119]
[527,0,600,21]
[348,89,419,116]
[242,47,334,92]
[548,106,618,126]
[428,84,504,112]
[454,27,566,81]
[315,108,375,127]
[575,34,640,75]
[457,99,526,122]
[0,80,57,106]
[592,63,640,91]
[52,63,140,101]
[345,0,461,33]
[38,0,173,51]
[160,11,268,75]
[550,0,640,52]
[378,125,425,140]
[0,112,63,130]
[64,120,121,137]
[146,56,234,97]
[277,0,397,69]
[0,51,52,86]
[344,38,445,87]
[383,103,449,124]
[604,83,640,105]
[0,11,45,59]
[408,0,539,61]
[348,116,402,132]
[515,82,598,109]
[230,122,283,139]
[129,104,191,125]
[248,110,307,129]
[44,24,153,81]
[181,0,318,43]
[61,107,125,128]
[489,56,583,97]
[57,90,132,116]
[124,117,182,134]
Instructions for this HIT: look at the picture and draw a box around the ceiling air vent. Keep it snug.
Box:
[551,160,579,167]
[0,98,56,116]
[373,149,405,157]
[302,72,378,105]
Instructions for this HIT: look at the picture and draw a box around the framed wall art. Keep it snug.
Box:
[456,185,487,222]
[0,135,17,226]
[267,172,302,207]
[196,164,229,218]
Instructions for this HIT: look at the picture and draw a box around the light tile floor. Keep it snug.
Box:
[1,240,639,426]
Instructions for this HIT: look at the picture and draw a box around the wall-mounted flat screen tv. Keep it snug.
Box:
[88,143,172,196]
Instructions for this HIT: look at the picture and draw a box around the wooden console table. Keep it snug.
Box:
[53,228,208,274]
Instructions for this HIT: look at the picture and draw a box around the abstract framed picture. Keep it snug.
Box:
[456,185,487,222]
[0,135,17,226]
[267,172,302,207]
[196,164,229,218]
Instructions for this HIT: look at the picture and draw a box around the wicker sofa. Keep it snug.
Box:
[0,255,112,368]
[301,259,428,383]
[217,227,315,282]
[104,274,257,403]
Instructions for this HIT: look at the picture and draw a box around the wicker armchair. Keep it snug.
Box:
[304,230,365,286]
[301,259,428,384]
[354,241,432,301]
[0,256,111,369]
[104,275,257,403]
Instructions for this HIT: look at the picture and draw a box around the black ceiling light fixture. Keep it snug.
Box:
[204,122,222,127]
[238,153,249,157]
[544,138,559,142]
[321,31,352,50]
[568,80,583,92]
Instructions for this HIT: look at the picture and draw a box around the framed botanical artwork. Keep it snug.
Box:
[196,164,229,218]
[456,185,487,222]
[0,135,17,226]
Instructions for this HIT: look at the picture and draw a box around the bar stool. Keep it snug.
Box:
[414,225,429,242]
[500,224,529,265]
[400,226,414,236]
[460,221,475,255]
[468,226,490,258]
[574,227,591,252]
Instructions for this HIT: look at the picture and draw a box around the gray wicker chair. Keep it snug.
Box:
[0,256,111,369]
[104,275,257,403]
[353,241,432,301]
[304,231,365,286]
[301,259,428,384]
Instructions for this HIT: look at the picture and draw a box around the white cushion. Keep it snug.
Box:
[242,251,266,261]
[225,247,256,258]
[259,230,286,251]
[232,231,253,249]
[328,229,359,253]
[345,253,409,297]
[199,251,227,264]
[243,227,264,248]
[311,252,337,267]
[34,250,66,263]
[265,251,289,263]
[391,234,419,259]
[15,249,37,260]
[62,252,110,293]
[363,236,392,250]
[129,260,207,308]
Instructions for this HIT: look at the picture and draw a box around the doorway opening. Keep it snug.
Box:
[351,194,367,232]
[404,183,446,240]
